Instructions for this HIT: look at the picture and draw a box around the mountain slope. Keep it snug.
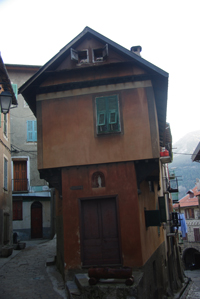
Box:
[169,130,200,199]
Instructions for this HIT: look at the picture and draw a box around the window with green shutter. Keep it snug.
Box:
[11,83,18,99]
[96,95,120,134]
[27,120,37,142]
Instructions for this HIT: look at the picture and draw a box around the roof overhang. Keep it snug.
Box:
[192,142,200,162]
[0,55,18,106]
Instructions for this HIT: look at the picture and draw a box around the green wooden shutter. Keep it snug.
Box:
[109,109,117,124]
[159,196,167,222]
[33,120,37,141]
[27,120,33,141]
[96,97,107,133]
[27,120,37,141]
[12,83,18,99]
[108,95,119,130]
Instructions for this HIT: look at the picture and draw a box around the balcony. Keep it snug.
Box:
[12,179,29,193]
[163,177,178,193]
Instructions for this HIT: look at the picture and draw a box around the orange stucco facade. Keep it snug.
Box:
[60,162,164,271]
[37,84,159,170]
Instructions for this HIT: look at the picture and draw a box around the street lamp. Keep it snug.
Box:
[0,85,12,114]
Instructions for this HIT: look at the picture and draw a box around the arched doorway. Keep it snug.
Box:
[31,201,43,238]
[182,248,200,269]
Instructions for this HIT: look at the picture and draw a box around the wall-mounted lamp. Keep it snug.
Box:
[0,84,13,114]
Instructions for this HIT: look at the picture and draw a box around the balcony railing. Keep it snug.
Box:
[12,179,29,193]
[163,177,178,193]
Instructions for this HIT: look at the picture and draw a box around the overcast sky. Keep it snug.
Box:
[1,0,199,144]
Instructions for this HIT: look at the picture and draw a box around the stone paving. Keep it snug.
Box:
[180,270,200,299]
[0,238,67,299]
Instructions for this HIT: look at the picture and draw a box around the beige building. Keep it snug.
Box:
[0,55,17,256]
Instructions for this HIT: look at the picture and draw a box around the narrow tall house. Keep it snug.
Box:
[19,28,182,297]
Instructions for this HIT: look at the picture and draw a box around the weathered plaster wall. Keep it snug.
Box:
[61,162,163,274]
[37,84,159,169]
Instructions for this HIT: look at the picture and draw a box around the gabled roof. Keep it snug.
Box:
[173,186,200,208]
[19,27,169,144]
[19,26,168,95]
[0,55,18,105]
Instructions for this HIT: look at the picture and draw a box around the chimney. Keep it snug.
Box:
[130,46,142,56]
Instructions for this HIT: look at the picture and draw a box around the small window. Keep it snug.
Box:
[96,95,121,134]
[4,114,7,136]
[4,157,8,190]
[12,83,18,99]
[13,200,23,220]
[70,48,89,64]
[27,120,37,142]
[93,44,108,62]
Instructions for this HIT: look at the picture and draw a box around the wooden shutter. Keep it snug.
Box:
[189,208,194,219]
[27,120,37,141]
[96,97,107,132]
[102,44,108,58]
[34,120,37,141]
[158,196,167,222]
[12,83,18,99]
[109,109,117,124]
[108,95,119,130]
[70,48,78,61]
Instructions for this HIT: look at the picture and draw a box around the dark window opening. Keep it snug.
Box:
[93,44,108,62]
[70,48,89,64]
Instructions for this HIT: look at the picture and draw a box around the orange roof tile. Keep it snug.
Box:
[173,185,200,208]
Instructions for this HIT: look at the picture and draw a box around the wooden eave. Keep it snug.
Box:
[0,55,18,105]
[18,27,168,144]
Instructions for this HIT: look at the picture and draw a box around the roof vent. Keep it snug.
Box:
[130,46,142,56]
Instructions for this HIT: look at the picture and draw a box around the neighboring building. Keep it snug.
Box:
[0,55,18,256]
[174,186,200,242]
[19,27,184,298]
[5,64,55,241]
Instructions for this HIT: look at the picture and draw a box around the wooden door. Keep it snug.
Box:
[80,197,121,266]
[31,201,43,238]
[194,228,200,242]
[13,161,27,191]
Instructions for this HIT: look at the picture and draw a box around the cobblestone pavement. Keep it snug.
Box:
[0,238,67,299]
[181,270,200,299]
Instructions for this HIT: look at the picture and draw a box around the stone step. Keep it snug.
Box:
[66,280,81,299]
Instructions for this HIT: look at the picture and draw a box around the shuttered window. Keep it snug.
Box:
[27,120,37,142]
[4,158,8,190]
[96,95,120,134]
[11,83,18,99]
